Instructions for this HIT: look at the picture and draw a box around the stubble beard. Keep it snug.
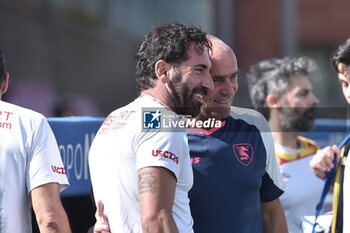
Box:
[168,71,204,118]
[278,106,315,132]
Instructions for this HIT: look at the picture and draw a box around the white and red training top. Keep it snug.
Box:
[89,95,193,233]
[0,100,69,233]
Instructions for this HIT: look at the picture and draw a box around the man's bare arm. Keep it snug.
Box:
[261,198,288,233]
[31,182,71,233]
[138,166,178,233]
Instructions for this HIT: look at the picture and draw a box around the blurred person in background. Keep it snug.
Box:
[54,94,101,117]
[247,57,323,233]
[0,48,71,233]
[310,38,350,233]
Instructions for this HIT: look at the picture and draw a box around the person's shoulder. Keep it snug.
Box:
[229,106,266,123]
[111,96,162,112]
[106,98,142,115]
[1,100,45,120]
[229,106,264,118]
[229,106,271,132]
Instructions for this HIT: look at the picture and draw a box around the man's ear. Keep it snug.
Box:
[266,93,281,108]
[154,60,171,83]
[1,72,9,95]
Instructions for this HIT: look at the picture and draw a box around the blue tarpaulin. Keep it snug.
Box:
[48,116,104,197]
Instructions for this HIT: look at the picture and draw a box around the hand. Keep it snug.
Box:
[93,200,110,233]
[310,145,341,179]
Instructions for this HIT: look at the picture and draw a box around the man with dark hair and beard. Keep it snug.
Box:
[247,57,323,233]
[89,23,213,233]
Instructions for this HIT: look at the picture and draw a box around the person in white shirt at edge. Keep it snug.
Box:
[247,57,323,233]
[0,48,71,232]
[88,23,214,233]
[310,38,350,233]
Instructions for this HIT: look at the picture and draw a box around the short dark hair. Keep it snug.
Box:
[0,49,5,85]
[331,38,350,73]
[247,57,315,120]
[135,23,211,93]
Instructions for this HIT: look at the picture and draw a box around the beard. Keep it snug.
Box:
[278,106,316,132]
[168,71,208,118]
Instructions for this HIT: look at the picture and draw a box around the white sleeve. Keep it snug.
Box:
[26,117,69,193]
[256,116,285,192]
[136,130,188,180]
[261,130,285,191]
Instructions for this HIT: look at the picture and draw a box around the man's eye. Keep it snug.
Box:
[230,73,238,80]
[299,90,308,97]
[212,78,220,83]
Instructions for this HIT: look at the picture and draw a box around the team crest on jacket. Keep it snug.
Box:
[233,143,253,166]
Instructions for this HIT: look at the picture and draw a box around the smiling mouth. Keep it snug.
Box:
[214,99,230,104]
[194,93,203,100]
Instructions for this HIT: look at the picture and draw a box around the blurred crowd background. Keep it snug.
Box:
[0,0,350,117]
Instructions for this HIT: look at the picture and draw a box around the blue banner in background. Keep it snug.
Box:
[48,116,104,197]
[48,117,349,197]
[302,119,350,148]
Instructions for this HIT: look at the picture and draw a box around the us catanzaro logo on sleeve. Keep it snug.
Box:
[152,150,179,164]
[51,165,66,175]
[0,110,13,130]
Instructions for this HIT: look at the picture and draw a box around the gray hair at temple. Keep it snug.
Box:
[247,57,316,120]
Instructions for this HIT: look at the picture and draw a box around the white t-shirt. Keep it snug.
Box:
[89,95,193,233]
[275,136,323,233]
[343,151,349,233]
[0,100,69,233]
